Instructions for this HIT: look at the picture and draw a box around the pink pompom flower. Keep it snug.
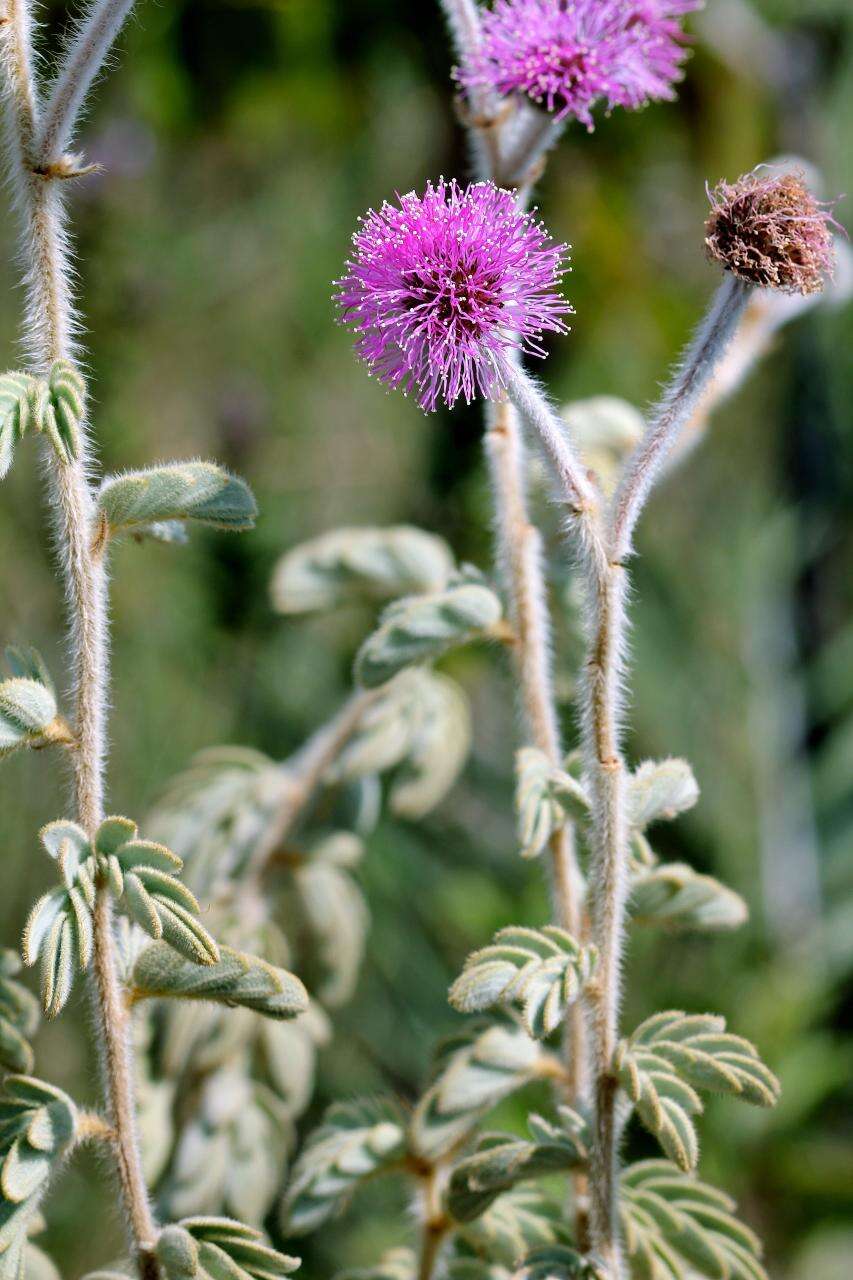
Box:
[457,0,701,132]
[336,179,571,412]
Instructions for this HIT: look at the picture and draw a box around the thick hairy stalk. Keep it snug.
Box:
[1,3,156,1275]
[584,277,752,1276]
[38,0,138,168]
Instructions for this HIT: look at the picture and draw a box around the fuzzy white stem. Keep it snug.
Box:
[37,0,139,167]
[610,275,751,563]
[437,0,482,63]
[2,7,158,1276]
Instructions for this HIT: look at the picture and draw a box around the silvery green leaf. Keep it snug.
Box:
[270,525,454,614]
[448,1112,588,1223]
[166,1070,291,1226]
[0,372,40,480]
[630,864,748,933]
[109,835,219,966]
[515,750,589,861]
[387,672,471,819]
[0,680,58,759]
[97,461,256,536]
[521,1245,606,1280]
[355,582,503,688]
[0,1076,77,1272]
[42,362,85,463]
[449,927,597,1039]
[455,1188,562,1268]
[282,1098,406,1235]
[23,1242,61,1280]
[130,942,308,1019]
[21,886,93,1018]
[0,953,38,1077]
[294,857,368,1008]
[621,1160,769,1280]
[628,761,699,832]
[614,1013,780,1172]
[260,1003,331,1118]
[409,1019,545,1161]
[157,1218,299,1280]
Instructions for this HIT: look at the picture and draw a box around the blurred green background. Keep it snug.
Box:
[0,0,851,1275]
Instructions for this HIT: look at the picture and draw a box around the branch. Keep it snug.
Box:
[610,275,751,563]
[37,0,138,167]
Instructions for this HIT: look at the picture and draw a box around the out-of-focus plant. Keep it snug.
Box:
[0,2,847,1280]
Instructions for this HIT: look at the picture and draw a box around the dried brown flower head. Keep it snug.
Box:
[705,169,836,295]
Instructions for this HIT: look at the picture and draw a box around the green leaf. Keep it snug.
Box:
[521,1245,606,1280]
[109,832,220,966]
[282,1098,406,1235]
[157,1218,299,1280]
[21,886,93,1018]
[447,1110,588,1222]
[449,927,597,1039]
[293,840,368,1008]
[630,864,748,933]
[455,1188,563,1268]
[42,362,85,464]
[621,1160,769,1280]
[270,525,454,614]
[0,665,59,758]
[130,942,308,1019]
[97,461,257,536]
[409,1018,546,1161]
[515,750,590,860]
[628,761,699,832]
[0,953,39,1076]
[0,1076,77,1274]
[354,580,503,688]
[614,1013,780,1171]
[0,373,40,480]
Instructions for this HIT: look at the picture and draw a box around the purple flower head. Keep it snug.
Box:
[336,180,571,413]
[457,0,701,132]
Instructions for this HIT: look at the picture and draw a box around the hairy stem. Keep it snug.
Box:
[2,4,158,1274]
[611,275,750,562]
[38,0,139,168]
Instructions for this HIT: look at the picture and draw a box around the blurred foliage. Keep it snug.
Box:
[0,0,851,1275]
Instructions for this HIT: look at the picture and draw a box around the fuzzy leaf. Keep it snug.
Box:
[515,750,590,860]
[0,953,39,1076]
[157,1217,299,1280]
[0,672,58,758]
[628,761,699,832]
[282,1098,406,1235]
[455,1188,562,1268]
[131,942,307,1019]
[110,836,219,966]
[42,362,85,463]
[293,847,368,1008]
[522,1245,606,1280]
[614,1013,780,1171]
[0,1076,77,1273]
[21,887,92,1018]
[630,864,748,933]
[97,461,256,536]
[621,1160,769,1280]
[270,525,454,614]
[409,1018,546,1161]
[355,581,503,688]
[447,1110,588,1222]
[0,373,41,480]
[449,927,597,1039]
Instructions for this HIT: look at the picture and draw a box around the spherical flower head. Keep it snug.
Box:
[705,169,837,295]
[335,180,571,413]
[456,0,701,132]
